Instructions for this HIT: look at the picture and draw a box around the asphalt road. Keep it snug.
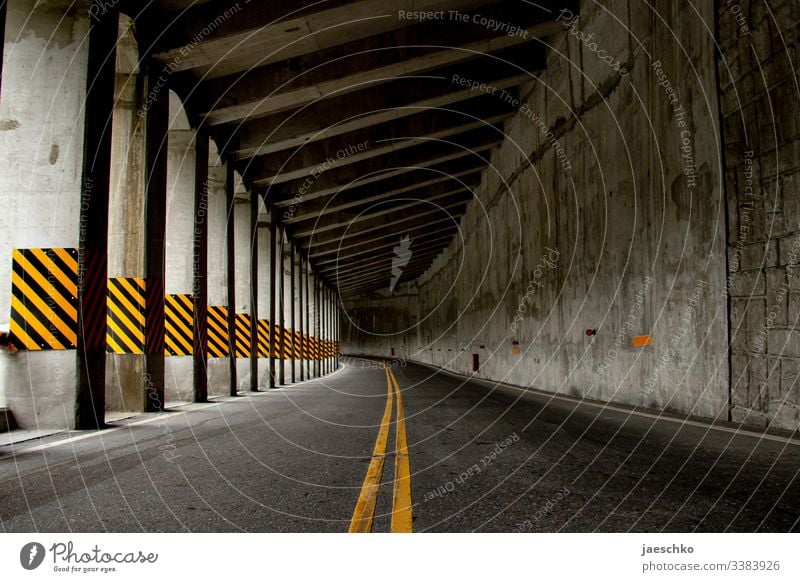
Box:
[1,358,798,532]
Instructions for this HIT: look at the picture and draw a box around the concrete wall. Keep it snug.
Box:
[720,0,800,429]
[0,1,90,426]
[343,0,732,424]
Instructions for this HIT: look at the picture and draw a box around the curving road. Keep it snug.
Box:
[1,358,798,532]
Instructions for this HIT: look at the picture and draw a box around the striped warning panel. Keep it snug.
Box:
[233,313,251,358]
[106,278,145,354]
[9,248,78,351]
[281,326,291,360]
[164,294,193,356]
[207,305,229,358]
[292,330,302,359]
[257,319,270,358]
[272,325,283,358]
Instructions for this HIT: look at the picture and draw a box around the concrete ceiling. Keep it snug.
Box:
[129,0,575,296]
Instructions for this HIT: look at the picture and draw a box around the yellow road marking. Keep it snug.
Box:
[389,368,413,533]
[349,368,394,533]
[349,362,413,533]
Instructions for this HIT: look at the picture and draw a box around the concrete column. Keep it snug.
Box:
[143,70,169,414]
[224,163,237,396]
[163,95,195,403]
[320,284,325,375]
[304,256,311,379]
[298,252,305,382]
[75,6,118,429]
[106,17,146,414]
[289,240,296,384]
[233,193,250,390]
[205,144,230,397]
[0,2,96,428]
[268,206,277,388]
[278,228,286,386]
[315,276,321,378]
[192,129,208,403]
[249,192,258,391]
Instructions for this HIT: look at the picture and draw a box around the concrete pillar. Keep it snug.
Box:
[223,163,237,396]
[268,206,277,388]
[319,281,328,375]
[249,192,258,391]
[304,256,311,379]
[163,93,195,403]
[315,276,321,378]
[278,228,286,385]
[233,192,250,390]
[0,3,101,428]
[289,240,296,384]
[106,16,146,414]
[142,71,170,413]
[192,129,208,403]
[298,252,305,381]
[206,144,230,397]
[75,5,118,430]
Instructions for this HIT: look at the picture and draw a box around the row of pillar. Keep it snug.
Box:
[74,9,339,429]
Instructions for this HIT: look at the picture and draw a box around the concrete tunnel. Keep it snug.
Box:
[0,0,798,535]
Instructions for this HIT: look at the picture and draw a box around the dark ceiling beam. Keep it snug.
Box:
[322,237,455,278]
[286,168,481,224]
[151,0,496,78]
[337,260,443,293]
[255,112,510,187]
[274,155,485,208]
[242,93,514,179]
[228,53,537,159]
[251,125,500,189]
[302,201,469,251]
[308,215,461,258]
[293,189,472,237]
[202,21,559,124]
[317,229,458,267]
[333,251,449,289]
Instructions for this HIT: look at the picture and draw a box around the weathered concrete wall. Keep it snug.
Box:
[0,1,90,426]
[720,0,800,429]
[344,0,732,424]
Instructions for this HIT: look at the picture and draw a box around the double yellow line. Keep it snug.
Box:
[349,365,413,533]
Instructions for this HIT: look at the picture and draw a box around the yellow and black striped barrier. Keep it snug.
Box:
[233,313,251,358]
[207,305,229,358]
[164,294,193,356]
[257,319,270,359]
[9,248,78,351]
[7,249,334,361]
[106,277,145,354]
